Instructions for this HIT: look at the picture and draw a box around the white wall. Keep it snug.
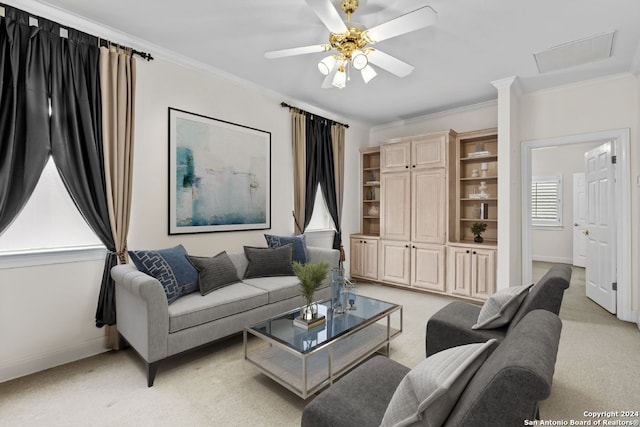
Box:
[530,141,602,263]
[0,37,368,383]
[369,101,498,144]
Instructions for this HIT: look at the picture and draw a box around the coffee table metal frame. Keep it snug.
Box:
[243,296,402,399]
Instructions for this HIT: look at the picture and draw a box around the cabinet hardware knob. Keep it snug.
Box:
[405,165,409,168]
[473,251,477,254]
[466,250,470,253]
[405,245,409,248]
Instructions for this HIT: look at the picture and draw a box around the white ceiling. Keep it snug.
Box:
[30,0,640,125]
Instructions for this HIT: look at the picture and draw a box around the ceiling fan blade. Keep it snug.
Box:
[366,6,437,43]
[265,44,327,59]
[305,0,348,34]
[367,50,414,77]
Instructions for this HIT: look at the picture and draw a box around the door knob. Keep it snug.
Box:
[582,229,589,236]
[574,223,579,227]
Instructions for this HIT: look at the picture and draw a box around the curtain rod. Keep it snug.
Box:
[0,3,153,61]
[98,39,153,61]
[281,102,349,128]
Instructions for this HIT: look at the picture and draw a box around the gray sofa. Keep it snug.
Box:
[301,309,562,427]
[111,246,339,386]
[426,264,572,357]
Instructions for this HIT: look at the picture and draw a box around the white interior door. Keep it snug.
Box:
[572,172,587,267]
[584,143,616,313]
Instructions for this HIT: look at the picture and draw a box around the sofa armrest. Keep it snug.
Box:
[112,264,170,363]
[306,246,340,269]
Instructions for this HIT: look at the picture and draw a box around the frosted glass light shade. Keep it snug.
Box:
[318,55,337,76]
[360,65,377,83]
[352,50,368,70]
[332,69,346,88]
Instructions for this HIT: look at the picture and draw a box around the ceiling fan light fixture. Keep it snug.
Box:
[332,65,347,88]
[360,64,377,83]
[318,55,337,75]
[352,49,368,70]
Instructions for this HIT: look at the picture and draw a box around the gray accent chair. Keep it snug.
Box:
[301,309,562,427]
[425,264,571,357]
[112,246,339,387]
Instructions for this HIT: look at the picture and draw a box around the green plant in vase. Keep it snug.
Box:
[471,222,488,243]
[293,261,329,320]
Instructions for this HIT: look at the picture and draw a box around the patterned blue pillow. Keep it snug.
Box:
[129,244,199,304]
[264,234,308,264]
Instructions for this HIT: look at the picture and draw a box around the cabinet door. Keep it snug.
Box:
[412,135,447,169]
[379,240,410,286]
[350,238,364,278]
[471,248,496,300]
[412,169,446,244]
[412,243,445,291]
[381,141,410,172]
[447,246,472,297]
[381,172,411,241]
[363,239,379,280]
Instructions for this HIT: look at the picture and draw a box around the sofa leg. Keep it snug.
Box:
[147,361,160,387]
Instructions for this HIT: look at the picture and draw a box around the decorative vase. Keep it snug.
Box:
[474,235,484,243]
[301,301,318,320]
[367,205,379,216]
[331,267,346,314]
[478,181,488,195]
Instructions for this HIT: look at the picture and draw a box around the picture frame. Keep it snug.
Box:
[168,108,271,234]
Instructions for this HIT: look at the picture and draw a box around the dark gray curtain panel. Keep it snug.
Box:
[0,6,117,326]
[0,7,51,234]
[304,113,342,251]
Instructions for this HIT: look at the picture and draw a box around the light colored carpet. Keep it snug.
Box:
[1,264,638,426]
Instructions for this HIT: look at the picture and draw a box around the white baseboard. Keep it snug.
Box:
[0,337,108,383]
[532,254,573,265]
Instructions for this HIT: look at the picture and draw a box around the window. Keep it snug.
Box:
[0,157,103,254]
[305,185,336,231]
[531,175,562,227]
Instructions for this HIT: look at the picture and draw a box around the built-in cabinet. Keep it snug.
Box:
[350,128,498,302]
[447,244,496,300]
[378,131,454,293]
[350,236,379,281]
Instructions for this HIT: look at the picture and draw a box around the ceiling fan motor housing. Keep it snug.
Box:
[329,26,371,61]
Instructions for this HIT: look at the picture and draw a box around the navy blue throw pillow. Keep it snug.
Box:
[129,244,199,304]
[264,234,308,264]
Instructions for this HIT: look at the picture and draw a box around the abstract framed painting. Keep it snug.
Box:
[168,108,271,234]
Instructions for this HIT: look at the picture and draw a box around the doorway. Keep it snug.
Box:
[521,129,632,322]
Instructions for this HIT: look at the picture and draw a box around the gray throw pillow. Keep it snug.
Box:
[472,284,533,329]
[380,339,498,427]
[188,251,241,296]
[243,244,294,278]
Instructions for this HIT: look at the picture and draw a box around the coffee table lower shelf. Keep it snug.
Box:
[245,322,401,399]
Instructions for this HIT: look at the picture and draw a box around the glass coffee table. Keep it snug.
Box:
[244,295,402,399]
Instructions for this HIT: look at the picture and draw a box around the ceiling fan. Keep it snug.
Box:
[264,0,437,89]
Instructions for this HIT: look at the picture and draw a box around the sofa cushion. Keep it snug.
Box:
[188,251,241,296]
[242,276,301,304]
[380,339,497,427]
[264,233,308,264]
[167,282,268,333]
[472,285,532,330]
[243,244,295,278]
[129,244,198,304]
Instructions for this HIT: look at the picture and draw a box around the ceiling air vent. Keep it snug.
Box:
[534,31,615,74]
